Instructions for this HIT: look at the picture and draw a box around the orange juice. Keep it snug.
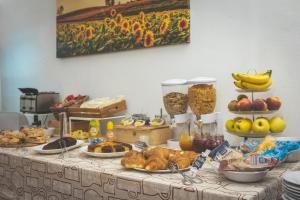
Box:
[179,132,193,151]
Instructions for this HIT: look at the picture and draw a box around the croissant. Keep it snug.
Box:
[172,156,191,169]
[145,156,168,171]
[121,151,146,169]
[144,147,174,159]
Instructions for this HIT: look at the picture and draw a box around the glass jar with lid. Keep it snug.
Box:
[170,114,194,150]
[187,77,217,119]
[192,112,224,153]
[161,79,188,118]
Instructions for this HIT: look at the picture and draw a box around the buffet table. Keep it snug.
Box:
[0,145,299,200]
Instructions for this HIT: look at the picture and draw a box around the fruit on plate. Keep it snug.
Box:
[237,98,252,111]
[65,130,89,140]
[120,118,134,126]
[150,118,165,126]
[232,70,272,84]
[241,79,272,90]
[252,99,268,111]
[237,94,248,101]
[234,118,252,133]
[270,116,286,133]
[232,70,272,90]
[134,120,146,127]
[266,96,282,110]
[225,119,236,132]
[228,100,239,111]
[252,117,270,133]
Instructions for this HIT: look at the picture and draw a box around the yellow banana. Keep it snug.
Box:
[241,78,272,90]
[234,81,244,89]
[232,73,241,81]
[236,70,272,84]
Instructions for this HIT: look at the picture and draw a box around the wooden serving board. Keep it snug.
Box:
[68,100,127,118]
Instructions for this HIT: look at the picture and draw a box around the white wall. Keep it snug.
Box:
[1,0,300,140]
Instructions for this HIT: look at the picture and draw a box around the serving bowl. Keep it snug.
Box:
[286,149,300,162]
[222,170,268,183]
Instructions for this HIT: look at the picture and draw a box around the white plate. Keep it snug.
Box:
[133,167,190,173]
[283,180,300,192]
[283,171,300,186]
[282,193,295,200]
[33,140,84,154]
[80,146,128,158]
[222,170,268,183]
[282,184,300,199]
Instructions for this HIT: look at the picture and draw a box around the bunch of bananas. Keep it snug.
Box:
[232,70,272,90]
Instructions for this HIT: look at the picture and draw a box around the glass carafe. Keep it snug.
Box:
[192,113,223,153]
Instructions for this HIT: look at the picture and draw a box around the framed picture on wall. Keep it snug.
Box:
[56,0,190,58]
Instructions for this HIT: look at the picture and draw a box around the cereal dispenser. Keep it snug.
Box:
[187,77,217,119]
[161,79,188,118]
[161,79,192,148]
[186,77,222,153]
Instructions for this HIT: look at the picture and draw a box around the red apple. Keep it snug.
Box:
[252,99,268,111]
[266,96,282,110]
[238,98,252,111]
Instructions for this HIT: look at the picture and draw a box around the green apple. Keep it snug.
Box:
[225,119,235,132]
[252,117,270,133]
[270,116,286,133]
[234,118,252,133]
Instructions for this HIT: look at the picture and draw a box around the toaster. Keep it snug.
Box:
[19,88,59,114]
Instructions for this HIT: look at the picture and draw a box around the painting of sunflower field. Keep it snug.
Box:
[56,0,190,58]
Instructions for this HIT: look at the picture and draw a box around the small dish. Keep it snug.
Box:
[222,170,268,183]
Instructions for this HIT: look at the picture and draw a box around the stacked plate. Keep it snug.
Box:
[282,171,300,200]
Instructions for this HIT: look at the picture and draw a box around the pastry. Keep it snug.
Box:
[114,144,125,152]
[145,156,168,171]
[26,136,48,144]
[121,147,199,171]
[42,137,77,150]
[143,147,174,160]
[87,141,131,153]
[101,145,114,153]
[121,151,146,169]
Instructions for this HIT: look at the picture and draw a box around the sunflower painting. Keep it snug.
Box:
[56,0,190,58]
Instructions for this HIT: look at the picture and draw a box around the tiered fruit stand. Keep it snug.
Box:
[226,71,284,141]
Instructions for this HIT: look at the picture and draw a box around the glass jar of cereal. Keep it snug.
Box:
[161,79,188,118]
[187,77,216,119]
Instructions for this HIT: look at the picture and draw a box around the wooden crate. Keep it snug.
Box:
[68,100,127,118]
[114,125,172,146]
